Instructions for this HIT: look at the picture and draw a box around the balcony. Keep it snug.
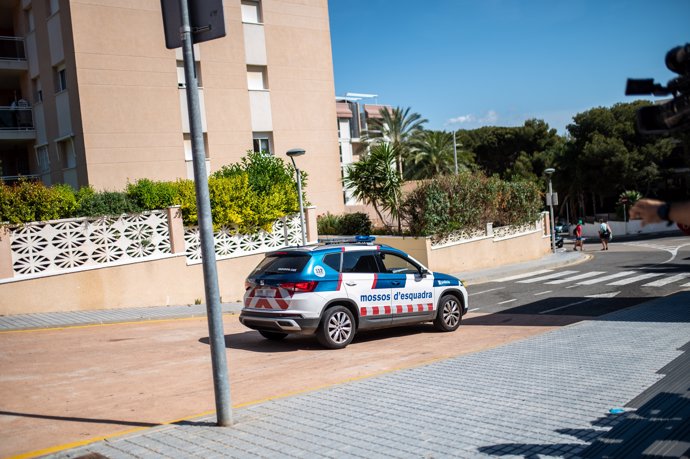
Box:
[0,106,35,140]
[0,36,28,72]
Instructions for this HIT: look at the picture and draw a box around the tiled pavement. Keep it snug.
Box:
[0,302,243,331]
[44,292,690,458]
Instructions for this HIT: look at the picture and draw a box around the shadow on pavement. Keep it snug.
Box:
[0,410,160,428]
[477,339,690,458]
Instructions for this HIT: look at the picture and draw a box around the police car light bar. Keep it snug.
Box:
[320,235,376,245]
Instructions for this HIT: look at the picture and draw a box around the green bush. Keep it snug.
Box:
[0,180,77,224]
[317,212,341,235]
[74,186,142,217]
[126,179,179,210]
[401,171,541,237]
[339,212,372,235]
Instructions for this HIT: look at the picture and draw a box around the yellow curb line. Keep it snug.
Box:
[0,313,238,335]
[8,353,456,459]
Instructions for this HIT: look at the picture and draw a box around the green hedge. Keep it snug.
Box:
[0,152,301,234]
[317,212,372,236]
[401,172,541,237]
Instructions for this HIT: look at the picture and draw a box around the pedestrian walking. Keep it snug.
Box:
[598,219,612,250]
[574,219,584,251]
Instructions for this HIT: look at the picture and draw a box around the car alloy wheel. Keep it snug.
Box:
[317,305,355,349]
[434,294,461,332]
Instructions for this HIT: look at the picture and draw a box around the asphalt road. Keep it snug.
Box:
[469,235,690,316]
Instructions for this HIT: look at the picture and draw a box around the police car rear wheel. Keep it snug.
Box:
[259,330,288,341]
[434,294,462,332]
[317,306,355,349]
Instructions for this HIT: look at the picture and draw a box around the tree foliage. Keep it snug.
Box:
[362,106,427,178]
[343,143,403,231]
[405,130,475,179]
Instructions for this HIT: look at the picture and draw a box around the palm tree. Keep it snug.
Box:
[362,106,428,179]
[343,143,403,232]
[405,131,456,179]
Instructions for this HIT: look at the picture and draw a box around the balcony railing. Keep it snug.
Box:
[0,36,26,61]
[0,106,34,130]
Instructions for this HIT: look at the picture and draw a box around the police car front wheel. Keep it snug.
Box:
[434,294,462,332]
[317,306,355,349]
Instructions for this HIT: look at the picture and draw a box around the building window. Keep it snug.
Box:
[252,132,272,155]
[241,0,262,23]
[47,0,59,16]
[183,133,210,180]
[176,60,202,88]
[246,66,268,90]
[54,66,66,92]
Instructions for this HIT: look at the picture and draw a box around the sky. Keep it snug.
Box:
[327,0,690,134]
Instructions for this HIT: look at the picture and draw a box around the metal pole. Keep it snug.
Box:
[290,157,307,246]
[548,178,556,253]
[623,202,627,236]
[179,0,232,426]
[452,131,458,175]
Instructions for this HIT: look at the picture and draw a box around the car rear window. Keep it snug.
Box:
[251,254,310,275]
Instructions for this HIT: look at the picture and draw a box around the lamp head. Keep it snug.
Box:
[544,167,555,175]
[286,148,306,157]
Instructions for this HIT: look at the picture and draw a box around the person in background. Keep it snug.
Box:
[598,218,612,250]
[574,219,584,251]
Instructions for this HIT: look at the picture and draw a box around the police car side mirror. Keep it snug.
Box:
[420,269,431,278]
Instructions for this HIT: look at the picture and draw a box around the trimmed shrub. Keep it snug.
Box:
[338,212,372,235]
[0,180,77,224]
[317,212,341,235]
[75,186,142,217]
[126,179,179,210]
[401,171,541,237]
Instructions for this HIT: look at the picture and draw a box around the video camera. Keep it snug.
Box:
[625,43,690,135]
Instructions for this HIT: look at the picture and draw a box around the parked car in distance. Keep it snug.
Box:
[555,220,570,235]
[239,236,469,349]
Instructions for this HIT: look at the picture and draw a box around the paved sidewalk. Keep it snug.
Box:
[0,251,586,332]
[46,292,690,458]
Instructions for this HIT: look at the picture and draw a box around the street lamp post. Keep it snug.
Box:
[287,148,307,246]
[544,168,556,253]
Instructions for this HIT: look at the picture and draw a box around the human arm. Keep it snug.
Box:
[629,199,690,227]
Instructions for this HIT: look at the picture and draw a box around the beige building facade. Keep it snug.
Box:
[1,0,344,215]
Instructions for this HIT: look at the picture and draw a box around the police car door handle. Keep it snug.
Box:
[345,281,357,286]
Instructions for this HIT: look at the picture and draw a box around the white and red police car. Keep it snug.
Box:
[239,237,468,349]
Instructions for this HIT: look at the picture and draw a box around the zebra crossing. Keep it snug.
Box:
[492,269,690,288]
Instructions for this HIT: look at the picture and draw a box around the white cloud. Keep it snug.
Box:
[446,110,498,126]
[447,114,476,124]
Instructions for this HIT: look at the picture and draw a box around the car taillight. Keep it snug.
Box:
[279,281,318,293]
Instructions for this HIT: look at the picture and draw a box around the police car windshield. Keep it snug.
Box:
[252,253,310,275]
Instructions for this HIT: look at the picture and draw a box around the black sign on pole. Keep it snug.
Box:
[161,0,226,49]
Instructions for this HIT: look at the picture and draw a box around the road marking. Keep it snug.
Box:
[497,299,518,305]
[545,271,605,284]
[517,270,578,283]
[534,290,552,296]
[607,273,664,286]
[540,298,592,314]
[470,287,505,296]
[577,271,636,285]
[491,269,553,282]
[642,273,690,287]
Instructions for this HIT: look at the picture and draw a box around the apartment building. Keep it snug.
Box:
[335,93,391,205]
[0,0,344,215]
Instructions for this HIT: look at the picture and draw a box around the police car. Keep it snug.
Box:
[239,236,469,349]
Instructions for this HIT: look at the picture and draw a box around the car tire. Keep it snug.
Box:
[259,330,288,341]
[434,294,462,332]
[317,305,355,349]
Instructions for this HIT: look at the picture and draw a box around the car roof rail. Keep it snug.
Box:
[319,235,377,246]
